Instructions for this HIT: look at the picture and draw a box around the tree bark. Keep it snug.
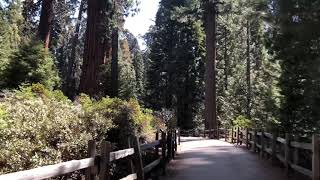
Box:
[79,0,112,97]
[204,1,217,136]
[246,21,251,119]
[224,26,228,91]
[64,0,85,99]
[110,28,119,97]
[38,0,54,48]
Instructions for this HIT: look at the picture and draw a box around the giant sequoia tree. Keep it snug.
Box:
[79,0,113,97]
[38,0,54,48]
[203,0,217,133]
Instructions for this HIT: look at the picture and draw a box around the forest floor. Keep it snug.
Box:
[160,137,304,180]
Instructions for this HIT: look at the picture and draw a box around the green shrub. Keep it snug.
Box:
[233,115,251,128]
[80,95,158,147]
[0,87,94,173]
[0,85,162,174]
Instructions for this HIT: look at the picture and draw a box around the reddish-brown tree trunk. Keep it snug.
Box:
[38,0,54,48]
[204,1,217,136]
[79,0,112,97]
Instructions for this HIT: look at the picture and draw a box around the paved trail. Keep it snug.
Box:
[161,137,302,180]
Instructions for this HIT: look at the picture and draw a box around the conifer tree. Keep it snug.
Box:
[146,0,205,129]
[270,0,320,134]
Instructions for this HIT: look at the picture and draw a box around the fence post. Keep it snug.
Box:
[85,140,96,180]
[178,129,181,145]
[293,136,299,166]
[133,135,144,180]
[175,129,178,152]
[172,130,176,159]
[231,128,234,143]
[313,134,320,180]
[272,132,278,165]
[285,133,290,175]
[156,130,159,156]
[225,128,228,142]
[237,127,240,145]
[167,130,172,160]
[161,131,167,175]
[127,137,135,174]
[99,141,111,180]
[252,130,257,152]
[260,130,265,158]
[246,129,249,149]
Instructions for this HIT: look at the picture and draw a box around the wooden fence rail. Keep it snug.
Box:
[222,128,319,180]
[0,129,180,180]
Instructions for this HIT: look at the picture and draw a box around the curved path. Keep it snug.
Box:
[161,137,301,180]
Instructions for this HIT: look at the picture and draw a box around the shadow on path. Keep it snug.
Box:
[161,139,303,180]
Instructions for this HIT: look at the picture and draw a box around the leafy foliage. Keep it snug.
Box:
[3,40,60,89]
[0,0,24,87]
[233,115,251,129]
[268,0,320,135]
[215,0,280,131]
[0,84,161,173]
[118,38,137,99]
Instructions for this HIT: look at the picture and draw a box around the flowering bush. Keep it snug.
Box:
[0,84,162,174]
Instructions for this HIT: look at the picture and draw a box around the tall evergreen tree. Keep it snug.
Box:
[38,0,54,48]
[146,0,205,130]
[270,0,320,135]
[215,0,280,130]
[0,0,24,87]
[124,30,146,101]
[79,0,113,97]
[203,0,218,133]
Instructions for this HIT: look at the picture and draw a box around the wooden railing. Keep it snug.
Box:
[0,129,180,180]
[225,128,319,180]
[180,128,226,139]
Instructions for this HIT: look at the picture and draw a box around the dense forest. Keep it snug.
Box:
[0,0,320,177]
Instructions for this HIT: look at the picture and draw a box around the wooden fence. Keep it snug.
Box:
[180,128,226,139]
[224,128,320,180]
[0,129,180,180]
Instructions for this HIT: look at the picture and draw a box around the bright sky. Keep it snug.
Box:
[124,0,160,49]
